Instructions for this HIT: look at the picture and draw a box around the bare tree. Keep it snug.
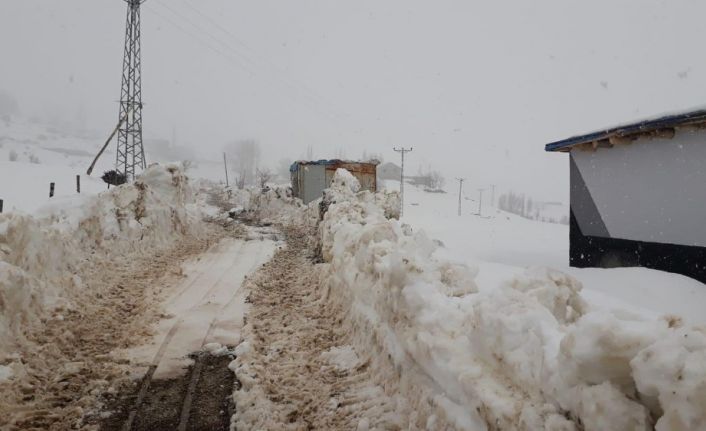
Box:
[257,168,273,188]
[224,139,261,188]
[429,171,445,189]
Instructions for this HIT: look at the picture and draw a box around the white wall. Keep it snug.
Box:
[573,128,706,247]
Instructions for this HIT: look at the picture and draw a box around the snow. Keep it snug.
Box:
[0,364,13,383]
[0,117,119,214]
[320,345,361,371]
[313,170,706,430]
[0,163,205,371]
[121,233,278,379]
[398,180,706,326]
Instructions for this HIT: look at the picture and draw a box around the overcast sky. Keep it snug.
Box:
[2,0,706,201]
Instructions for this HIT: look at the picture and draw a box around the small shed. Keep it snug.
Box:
[290,159,378,204]
[546,108,706,283]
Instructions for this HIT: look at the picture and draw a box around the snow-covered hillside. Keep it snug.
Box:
[0,117,229,214]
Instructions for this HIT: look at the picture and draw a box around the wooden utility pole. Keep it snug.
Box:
[86,109,131,176]
[477,188,485,216]
[393,147,413,216]
[456,178,465,216]
[223,152,230,187]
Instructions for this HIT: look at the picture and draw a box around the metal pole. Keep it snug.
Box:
[76,175,81,193]
[223,152,229,187]
[393,147,413,217]
[456,178,465,216]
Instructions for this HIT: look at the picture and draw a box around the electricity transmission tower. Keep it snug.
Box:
[456,178,465,216]
[393,147,413,216]
[116,0,147,180]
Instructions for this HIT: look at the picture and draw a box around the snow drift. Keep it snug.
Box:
[314,168,706,430]
[0,164,204,368]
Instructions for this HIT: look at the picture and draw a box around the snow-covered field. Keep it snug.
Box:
[0,117,228,214]
[398,180,706,326]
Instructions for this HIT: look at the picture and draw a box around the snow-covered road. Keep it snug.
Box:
[98,225,280,431]
[123,230,278,380]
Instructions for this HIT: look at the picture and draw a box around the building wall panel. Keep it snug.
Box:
[572,128,706,247]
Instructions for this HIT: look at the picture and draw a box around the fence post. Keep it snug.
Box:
[76,175,81,193]
[0,199,3,213]
[50,182,55,198]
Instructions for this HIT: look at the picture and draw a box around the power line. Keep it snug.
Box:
[145,3,254,73]
[149,0,342,125]
[177,0,340,117]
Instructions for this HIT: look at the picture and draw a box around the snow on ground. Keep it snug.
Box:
[0,163,211,427]
[0,116,229,214]
[396,180,706,326]
[0,117,117,213]
[122,229,278,380]
[309,170,706,430]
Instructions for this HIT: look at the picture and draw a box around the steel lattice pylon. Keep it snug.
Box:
[116,0,146,180]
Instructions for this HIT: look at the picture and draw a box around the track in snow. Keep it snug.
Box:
[97,225,280,431]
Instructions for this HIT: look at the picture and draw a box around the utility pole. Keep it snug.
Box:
[456,178,465,216]
[223,152,229,187]
[490,184,496,207]
[477,188,485,216]
[393,147,413,216]
[115,0,147,181]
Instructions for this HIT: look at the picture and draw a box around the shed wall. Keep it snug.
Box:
[572,129,706,247]
[301,164,327,204]
[569,128,706,281]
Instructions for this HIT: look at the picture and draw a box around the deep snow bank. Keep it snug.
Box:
[318,169,706,431]
[0,164,204,363]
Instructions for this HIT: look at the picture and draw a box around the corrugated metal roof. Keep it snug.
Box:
[545,108,706,152]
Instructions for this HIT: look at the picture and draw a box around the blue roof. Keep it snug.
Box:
[545,108,706,152]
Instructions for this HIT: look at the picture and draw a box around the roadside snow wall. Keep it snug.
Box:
[318,168,706,431]
[0,164,204,369]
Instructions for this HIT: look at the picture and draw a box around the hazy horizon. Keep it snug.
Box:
[3,0,706,202]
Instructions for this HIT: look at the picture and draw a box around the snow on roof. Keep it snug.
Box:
[545,107,706,152]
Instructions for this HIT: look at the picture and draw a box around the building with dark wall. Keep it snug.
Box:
[546,108,706,283]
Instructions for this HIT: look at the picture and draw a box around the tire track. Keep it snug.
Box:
[105,228,278,431]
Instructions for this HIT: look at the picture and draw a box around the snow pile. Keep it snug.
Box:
[247,184,305,224]
[320,345,361,372]
[318,168,706,430]
[0,164,204,362]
